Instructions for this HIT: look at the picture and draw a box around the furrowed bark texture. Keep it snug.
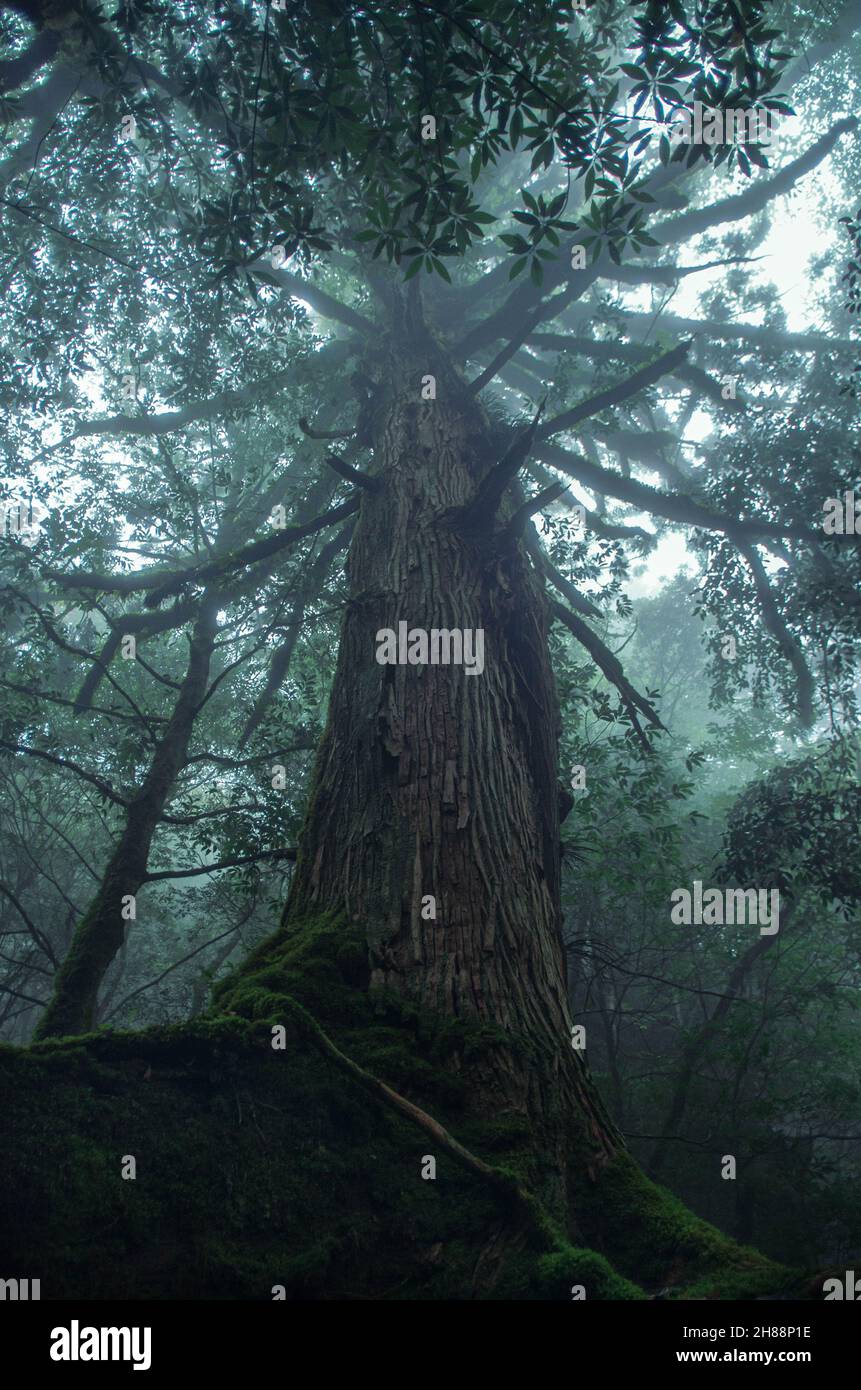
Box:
[285,313,620,1205]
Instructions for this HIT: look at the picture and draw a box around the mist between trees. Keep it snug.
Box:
[0,0,860,1300]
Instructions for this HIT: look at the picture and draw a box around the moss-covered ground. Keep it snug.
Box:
[0,911,808,1299]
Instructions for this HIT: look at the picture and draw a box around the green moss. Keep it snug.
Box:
[213,909,514,1116]
[576,1153,795,1299]
[497,1247,646,1301]
[0,910,795,1300]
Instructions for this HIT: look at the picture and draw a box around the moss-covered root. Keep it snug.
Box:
[576,1153,798,1299]
[212,908,803,1300]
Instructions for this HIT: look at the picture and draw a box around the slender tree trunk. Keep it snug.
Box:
[35,600,219,1038]
[284,301,620,1216]
[648,910,792,1177]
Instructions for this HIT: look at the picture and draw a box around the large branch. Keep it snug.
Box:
[249,261,375,335]
[143,495,361,608]
[535,342,691,442]
[467,296,561,395]
[455,401,545,529]
[39,494,361,601]
[71,629,122,716]
[451,163,688,338]
[514,335,746,412]
[458,270,587,358]
[457,114,854,357]
[444,17,860,334]
[70,599,199,713]
[553,309,857,357]
[49,374,284,451]
[650,117,858,248]
[536,441,821,546]
[523,528,602,618]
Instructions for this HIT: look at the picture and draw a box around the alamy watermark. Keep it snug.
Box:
[0,1276,40,1299]
[669,101,780,148]
[0,498,48,542]
[670,881,780,936]
[822,491,861,535]
[375,622,485,676]
[50,1321,151,1371]
[823,1271,861,1299]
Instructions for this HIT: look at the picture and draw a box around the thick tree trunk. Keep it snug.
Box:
[35,600,219,1039]
[284,303,620,1217]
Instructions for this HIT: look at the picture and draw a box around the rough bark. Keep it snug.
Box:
[283,297,620,1217]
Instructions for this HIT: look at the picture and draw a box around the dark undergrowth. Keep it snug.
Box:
[0,911,808,1300]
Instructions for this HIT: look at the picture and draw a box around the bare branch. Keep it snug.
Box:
[44,374,284,455]
[38,494,360,602]
[558,308,856,357]
[143,493,361,608]
[299,416,355,441]
[0,739,127,806]
[324,454,380,492]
